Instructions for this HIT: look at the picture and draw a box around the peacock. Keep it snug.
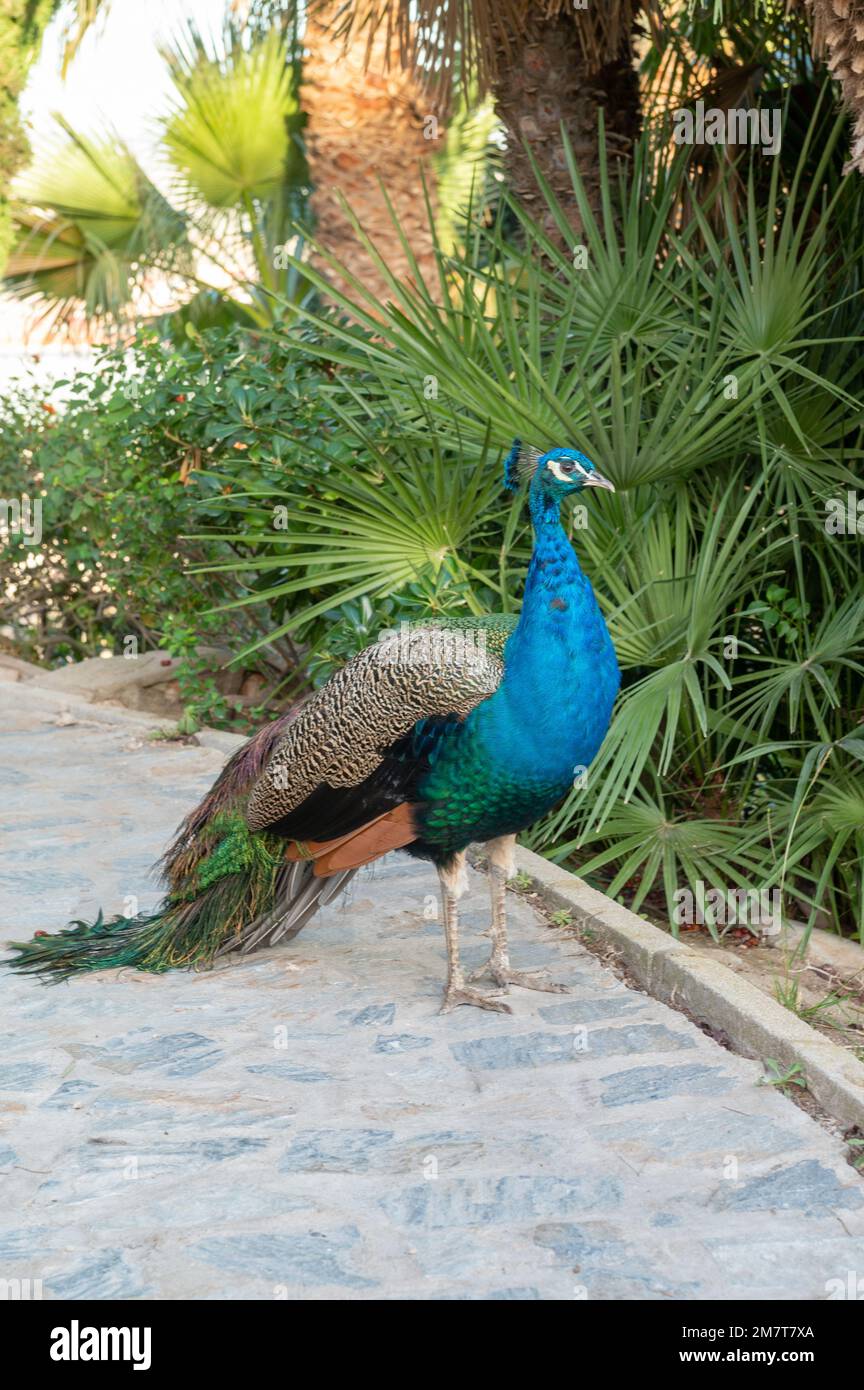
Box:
[8,441,620,1013]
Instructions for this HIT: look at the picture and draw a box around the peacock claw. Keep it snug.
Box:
[470,961,569,994]
[440,984,512,1014]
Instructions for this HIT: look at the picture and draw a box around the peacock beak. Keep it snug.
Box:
[583,470,616,492]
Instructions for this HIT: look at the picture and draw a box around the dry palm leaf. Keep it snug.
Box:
[809,0,864,172]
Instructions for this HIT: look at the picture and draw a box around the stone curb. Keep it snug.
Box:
[19,682,248,754]
[513,845,864,1132]
[18,681,864,1131]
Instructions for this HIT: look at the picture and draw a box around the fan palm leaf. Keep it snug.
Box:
[161,23,305,210]
[5,119,189,324]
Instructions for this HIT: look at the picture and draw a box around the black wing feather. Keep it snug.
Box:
[259,714,462,841]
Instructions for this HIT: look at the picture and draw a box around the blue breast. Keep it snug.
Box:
[417,490,619,849]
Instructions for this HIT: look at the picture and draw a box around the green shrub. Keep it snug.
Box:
[0,322,363,720]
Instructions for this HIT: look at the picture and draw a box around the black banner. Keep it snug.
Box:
[2,1297,854,1375]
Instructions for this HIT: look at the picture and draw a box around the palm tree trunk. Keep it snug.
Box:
[302,4,439,304]
[490,8,641,244]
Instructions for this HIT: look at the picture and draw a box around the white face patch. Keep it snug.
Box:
[546,457,589,484]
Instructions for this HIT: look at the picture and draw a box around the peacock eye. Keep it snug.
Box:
[560,460,575,474]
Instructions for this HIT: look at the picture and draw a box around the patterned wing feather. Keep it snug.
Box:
[246,622,511,832]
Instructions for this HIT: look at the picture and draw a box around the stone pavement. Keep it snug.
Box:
[1,688,863,1301]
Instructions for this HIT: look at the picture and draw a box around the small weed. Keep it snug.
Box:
[759,1058,807,1095]
[773,977,800,1013]
[848,1134,864,1174]
[147,710,200,742]
[550,908,574,928]
[773,977,849,1027]
[175,709,202,737]
[510,870,533,891]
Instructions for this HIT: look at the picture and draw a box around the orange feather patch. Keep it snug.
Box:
[284,803,419,875]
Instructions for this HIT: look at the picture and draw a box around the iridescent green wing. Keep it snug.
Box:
[416,613,518,661]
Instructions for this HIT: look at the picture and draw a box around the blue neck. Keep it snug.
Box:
[489,482,620,779]
[505,485,594,672]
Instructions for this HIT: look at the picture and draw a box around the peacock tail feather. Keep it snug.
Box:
[7,810,287,981]
[6,619,513,983]
[7,713,299,981]
[160,709,293,891]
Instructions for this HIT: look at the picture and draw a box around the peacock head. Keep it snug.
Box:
[503,439,616,499]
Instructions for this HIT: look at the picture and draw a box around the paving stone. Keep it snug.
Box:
[598,1062,734,1107]
[374,1033,433,1054]
[450,1022,695,1072]
[592,1109,804,1158]
[709,1159,864,1214]
[191,1231,376,1290]
[44,1250,149,1300]
[345,1004,396,1027]
[40,1080,99,1108]
[380,1174,623,1228]
[246,1062,335,1083]
[76,1030,226,1077]
[537,994,648,1023]
[0,1062,53,1090]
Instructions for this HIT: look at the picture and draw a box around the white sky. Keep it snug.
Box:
[21,0,229,173]
[1,0,229,362]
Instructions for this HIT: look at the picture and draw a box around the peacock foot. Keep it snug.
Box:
[469,958,569,994]
[440,983,512,1014]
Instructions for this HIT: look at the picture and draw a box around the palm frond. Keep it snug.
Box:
[160,22,305,210]
[6,119,189,325]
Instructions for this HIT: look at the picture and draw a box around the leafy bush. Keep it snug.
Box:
[0,322,364,722]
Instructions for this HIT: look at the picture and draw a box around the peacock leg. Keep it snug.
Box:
[470,835,568,994]
[437,853,511,1014]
